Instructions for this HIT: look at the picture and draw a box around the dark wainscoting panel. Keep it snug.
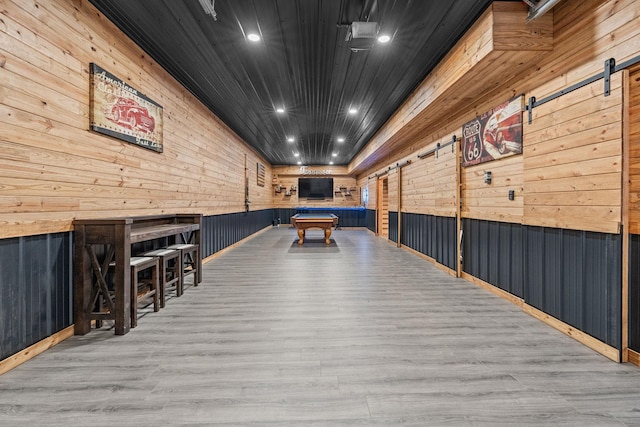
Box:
[0,210,274,361]
[273,207,366,227]
[524,226,621,349]
[630,235,640,352]
[291,207,366,227]
[463,219,621,350]
[401,213,457,270]
[273,208,297,226]
[0,233,73,360]
[366,209,376,232]
[389,211,398,243]
[201,209,274,258]
[463,219,524,298]
[203,207,369,259]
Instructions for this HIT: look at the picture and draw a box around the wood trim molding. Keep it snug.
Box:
[461,272,620,362]
[628,349,640,367]
[0,325,75,375]
[456,135,462,278]
[397,167,402,248]
[522,304,620,363]
[0,220,74,240]
[621,69,630,362]
[202,225,272,264]
[460,272,524,307]
[402,244,457,277]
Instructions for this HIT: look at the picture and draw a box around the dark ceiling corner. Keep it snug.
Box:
[89,0,513,166]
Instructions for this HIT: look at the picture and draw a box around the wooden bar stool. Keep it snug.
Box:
[111,256,160,328]
[129,256,160,328]
[142,248,183,307]
[166,243,199,287]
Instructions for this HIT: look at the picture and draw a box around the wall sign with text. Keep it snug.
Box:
[461,95,523,167]
[299,166,333,175]
[89,63,164,153]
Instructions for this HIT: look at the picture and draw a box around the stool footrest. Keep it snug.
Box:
[141,248,184,305]
[163,244,199,288]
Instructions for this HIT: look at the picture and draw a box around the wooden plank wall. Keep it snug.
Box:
[356,0,639,234]
[348,0,640,364]
[378,177,389,237]
[403,137,458,218]
[349,2,553,172]
[368,178,377,211]
[357,175,377,211]
[531,0,637,102]
[523,74,623,234]
[0,0,272,240]
[461,153,523,224]
[271,166,359,208]
[629,68,640,233]
[386,172,398,213]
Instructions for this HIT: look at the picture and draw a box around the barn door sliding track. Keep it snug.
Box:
[526,54,640,124]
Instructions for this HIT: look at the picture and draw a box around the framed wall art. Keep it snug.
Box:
[89,63,163,153]
[461,95,523,167]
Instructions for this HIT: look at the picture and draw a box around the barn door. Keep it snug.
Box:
[377,177,389,238]
[627,67,640,365]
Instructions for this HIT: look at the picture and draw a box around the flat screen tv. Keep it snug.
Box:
[298,177,333,200]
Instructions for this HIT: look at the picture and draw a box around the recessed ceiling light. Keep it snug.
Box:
[276,107,285,113]
[332,152,338,157]
[247,33,261,42]
[287,137,294,142]
[294,152,299,157]
[348,108,358,115]
[337,137,345,143]
[378,35,391,43]
[297,161,302,165]
[329,161,334,165]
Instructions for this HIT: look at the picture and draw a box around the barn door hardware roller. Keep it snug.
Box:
[603,58,615,97]
[417,135,457,159]
[388,160,412,172]
[525,54,640,124]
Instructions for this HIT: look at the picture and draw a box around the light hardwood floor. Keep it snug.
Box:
[1,227,640,426]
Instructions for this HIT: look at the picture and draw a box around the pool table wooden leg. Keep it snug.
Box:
[297,229,305,245]
[324,228,331,244]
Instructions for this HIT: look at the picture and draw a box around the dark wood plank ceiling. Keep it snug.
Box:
[88,0,505,166]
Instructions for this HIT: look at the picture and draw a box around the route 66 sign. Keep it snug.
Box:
[461,95,523,167]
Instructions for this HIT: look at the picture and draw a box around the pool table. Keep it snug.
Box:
[290,213,339,245]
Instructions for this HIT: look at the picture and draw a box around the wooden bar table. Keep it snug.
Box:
[73,214,201,335]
